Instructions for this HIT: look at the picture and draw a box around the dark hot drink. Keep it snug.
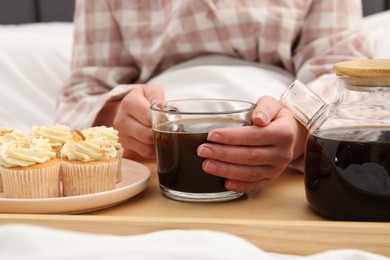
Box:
[305,127,390,221]
[151,98,255,202]
[153,117,250,194]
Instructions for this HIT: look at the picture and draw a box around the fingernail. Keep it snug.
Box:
[197,147,213,157]
[203,161,217,172]
[255,111,268,124]
[225,181,237,190]
[207,132,222,142]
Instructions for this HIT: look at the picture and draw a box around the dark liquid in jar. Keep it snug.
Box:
[153,118,249,193]
[305,127,390,221]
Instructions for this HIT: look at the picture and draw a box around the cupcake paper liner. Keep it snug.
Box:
[61,160,118,197]
[116,146,124,183]
[0,163,61,199]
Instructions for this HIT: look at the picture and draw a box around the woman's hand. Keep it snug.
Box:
[197,96,307,193]
[113,84,164,160]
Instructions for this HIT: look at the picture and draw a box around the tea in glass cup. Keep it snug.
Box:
[151,98,255,202]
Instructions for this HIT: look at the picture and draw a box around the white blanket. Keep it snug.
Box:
[0,224,388,260]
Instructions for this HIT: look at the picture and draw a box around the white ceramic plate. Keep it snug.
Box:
[0,159,151,214]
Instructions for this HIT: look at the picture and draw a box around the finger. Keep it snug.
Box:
[123,148,151,161]
[225,179,271,193]
[198,142,291,167]
[201,159,280,192]
[202,159,274,181]
[207,111,296,147]
[121,84,164,128]
[207,125,266,146]
[120,134,155,159]
[143,83,165,105]
[116,113,154,146]
[206,124,282,147]
[252,96,282,126]
[119,88,153,127]
[115,110,155,158]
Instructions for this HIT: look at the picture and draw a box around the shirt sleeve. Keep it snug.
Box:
[292,0,375,103]
[55,0,140,131]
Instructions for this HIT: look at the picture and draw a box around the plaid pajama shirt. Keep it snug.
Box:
[56,0,374,130]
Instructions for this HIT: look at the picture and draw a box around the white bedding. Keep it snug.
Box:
[0,22,73,133]
[0,11,389,134]
[0,224,388,260]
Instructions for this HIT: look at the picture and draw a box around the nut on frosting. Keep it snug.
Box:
[0,127,25,146]
[0,136,56,168]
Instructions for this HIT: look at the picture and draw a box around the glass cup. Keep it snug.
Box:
[151,98,255,202]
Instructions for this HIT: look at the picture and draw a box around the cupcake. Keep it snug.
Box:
[0,127,25,193]
[81,126,123,183]
[60,130,118,196]
[30,124,71,158]
[0,136,60,199]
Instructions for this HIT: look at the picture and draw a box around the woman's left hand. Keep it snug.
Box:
[197,96,307,193]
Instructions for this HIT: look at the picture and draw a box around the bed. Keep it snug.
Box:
[0,1,390,259]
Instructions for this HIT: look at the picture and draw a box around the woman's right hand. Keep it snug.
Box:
[113,84,164,160]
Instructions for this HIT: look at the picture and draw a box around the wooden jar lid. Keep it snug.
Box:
[334,59,390,87]
[334,59,390,77]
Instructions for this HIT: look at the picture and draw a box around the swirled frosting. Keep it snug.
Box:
[30,124,71,148]
[0,127,25,146]
[0,136,56,168]
[61,133,118,162]
[81,126,121,150]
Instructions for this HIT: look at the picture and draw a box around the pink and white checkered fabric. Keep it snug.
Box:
[56,0,374,130]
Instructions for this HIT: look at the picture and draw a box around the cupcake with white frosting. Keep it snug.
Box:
[60,130,118,196]
[0,136,60,198]
[82,126,123,182]
[0,127,25,192]
[30,124,71,157]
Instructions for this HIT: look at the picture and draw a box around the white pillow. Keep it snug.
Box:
[363,10,390,58]
[0,22,73,134]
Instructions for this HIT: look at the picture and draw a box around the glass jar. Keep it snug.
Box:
[280,59,390,221]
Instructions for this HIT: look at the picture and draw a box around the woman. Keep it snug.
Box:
[56,0,374,193]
